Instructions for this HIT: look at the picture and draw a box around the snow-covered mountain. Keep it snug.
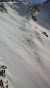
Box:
[36,0,50,30]
[0,1,50,88]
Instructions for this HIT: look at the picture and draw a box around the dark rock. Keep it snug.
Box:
[27,4,40,21]
[32,15,37,21]
[42,31,48,37]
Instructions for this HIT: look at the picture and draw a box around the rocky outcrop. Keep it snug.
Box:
[27,4,40,21]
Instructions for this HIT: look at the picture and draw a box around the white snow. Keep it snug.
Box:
[0,2,50,88]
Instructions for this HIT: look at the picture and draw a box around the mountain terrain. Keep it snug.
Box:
[0,1,50,88]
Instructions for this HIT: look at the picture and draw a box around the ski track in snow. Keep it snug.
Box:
[0,2,50,88]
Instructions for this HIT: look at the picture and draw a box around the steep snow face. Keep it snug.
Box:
[36,1,50,30]
[0,2,50,88]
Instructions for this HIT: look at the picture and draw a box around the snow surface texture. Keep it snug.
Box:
[0,2,50,88]
[36,0,50,30]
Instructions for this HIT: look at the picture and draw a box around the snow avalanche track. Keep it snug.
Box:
[0,2,50,88]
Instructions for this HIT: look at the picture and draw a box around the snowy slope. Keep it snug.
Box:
[0,2,50,88]
[36,0,50,30]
